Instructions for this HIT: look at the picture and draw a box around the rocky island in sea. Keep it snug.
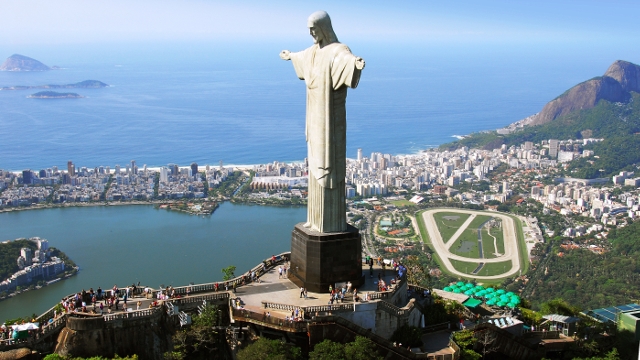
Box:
[0,54,52,71]
[1,80,109,91]
[28,91,84,99]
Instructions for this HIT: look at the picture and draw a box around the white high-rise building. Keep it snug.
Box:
[357,148,363,162]
[160,167,169,183]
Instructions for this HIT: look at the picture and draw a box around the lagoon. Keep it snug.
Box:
[0,202,305,321]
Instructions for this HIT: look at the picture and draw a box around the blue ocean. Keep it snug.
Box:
[0,41,637,171]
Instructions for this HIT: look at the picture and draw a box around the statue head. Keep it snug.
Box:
[307,11,338,46]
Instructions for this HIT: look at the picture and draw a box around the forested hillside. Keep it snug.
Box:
[0,240,38,281]
[523,220,640,310]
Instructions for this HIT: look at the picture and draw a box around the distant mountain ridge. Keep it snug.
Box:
[0,54,50,71]
[532,60,640,125]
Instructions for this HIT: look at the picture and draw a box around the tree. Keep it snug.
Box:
[236,338,301,360]
[343,336,383,360]
[390,325,423,348]
[540,298,580,316]
[171,304,229,359]
[309,339,345,360]
[474,330,498,359]
[452,330,482,360]
[221,265,236,281]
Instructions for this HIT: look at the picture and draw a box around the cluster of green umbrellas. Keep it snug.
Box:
[443,283,521,308]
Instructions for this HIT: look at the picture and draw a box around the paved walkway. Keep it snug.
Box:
[74,263,397,319]
[235,263,397,318]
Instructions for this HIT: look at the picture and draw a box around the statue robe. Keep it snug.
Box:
[290,42,362,233]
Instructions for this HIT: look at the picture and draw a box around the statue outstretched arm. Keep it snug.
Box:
[355,57,365,70]
[280,50,291,60]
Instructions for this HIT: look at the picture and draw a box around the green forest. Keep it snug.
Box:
[0,240,38,281]
[523,220,640,310]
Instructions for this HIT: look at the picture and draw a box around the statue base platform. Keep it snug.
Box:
[289,223,363,293]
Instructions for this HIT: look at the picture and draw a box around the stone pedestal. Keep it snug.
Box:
[289,223,363,293]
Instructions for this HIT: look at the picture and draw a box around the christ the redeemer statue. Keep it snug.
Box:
[280,10,365,233]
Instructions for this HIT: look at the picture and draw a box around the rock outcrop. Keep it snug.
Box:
[0,54,50,71]
[532,60,640,125]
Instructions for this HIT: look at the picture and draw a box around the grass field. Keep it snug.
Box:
[433,212,471,244]
[448,215,492,259]
[475,261,513,276]
[481,226,504,259]
[451,259,513,276]
[416,209,527,282]
[390,199,414,207]
[450,229,480,258]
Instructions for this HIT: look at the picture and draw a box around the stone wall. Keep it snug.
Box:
[54,310,174,360]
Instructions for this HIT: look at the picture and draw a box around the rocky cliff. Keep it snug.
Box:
[0,54,50,71]
[532,60,640,125]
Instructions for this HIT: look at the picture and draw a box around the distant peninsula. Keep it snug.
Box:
[0,54,51,71]
[1,80,109,91]
[28,91,84,99]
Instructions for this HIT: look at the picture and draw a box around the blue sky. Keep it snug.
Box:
[1,0,639,46]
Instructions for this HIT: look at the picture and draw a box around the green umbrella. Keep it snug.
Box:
[456,282,465,287]
[444,287,452,292]
[474,285,484,291]
[486,287,495,293]
[486,293,497,299]
[464,289,474,295]
[453,288,462,293]
[496,289,506,295]
[465,282,474,287]
[500,295,510,302]
[476,290,487,297]
[511,298,521,304]
[506,292,515,297]
[497,301,507,307]
[486,299,497,306]
[507,302,516,308]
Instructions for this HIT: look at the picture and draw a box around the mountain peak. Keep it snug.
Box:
[0,54,50,71]
[532,60,640,125]
[604,60,640,93]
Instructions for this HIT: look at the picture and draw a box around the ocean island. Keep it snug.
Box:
[1,80,109,91]
[28,91,84,99]
[0,54,51,71]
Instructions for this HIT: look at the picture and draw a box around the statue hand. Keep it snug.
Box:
[355,57,365,70]
[280,50,291,61]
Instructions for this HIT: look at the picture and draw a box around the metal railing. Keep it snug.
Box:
[103,307,161,322]
[231,307,308,333]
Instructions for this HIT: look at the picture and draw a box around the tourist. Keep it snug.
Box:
[300,286,305,298]
[99,303,104,315]
[347,281,352,293]
[137,301,141,310]
[97,287,102,300]
[279,266,283,278]
[304,288,308,299]
[186,286,191,297]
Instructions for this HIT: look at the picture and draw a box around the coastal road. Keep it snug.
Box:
[420,209,521,280]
